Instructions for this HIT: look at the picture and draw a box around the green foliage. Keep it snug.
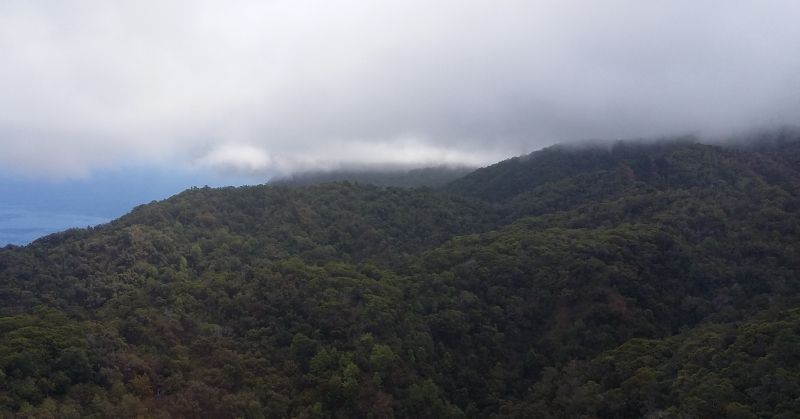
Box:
[1,137,800,417]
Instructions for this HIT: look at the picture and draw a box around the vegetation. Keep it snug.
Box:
[1,134,800,417]
[270,166,475,188]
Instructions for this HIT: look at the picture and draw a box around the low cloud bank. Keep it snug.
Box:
[1,1,799,179]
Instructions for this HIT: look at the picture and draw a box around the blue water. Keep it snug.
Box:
[0,205,109,246]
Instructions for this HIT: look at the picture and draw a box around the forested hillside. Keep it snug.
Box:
[270,166,474,188]
[2,135,800,418]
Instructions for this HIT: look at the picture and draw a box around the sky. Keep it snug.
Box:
[1,0,799,182]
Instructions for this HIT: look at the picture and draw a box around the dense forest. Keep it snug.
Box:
[2,133,800,418]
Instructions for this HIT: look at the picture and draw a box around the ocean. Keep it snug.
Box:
[0,204,109,246]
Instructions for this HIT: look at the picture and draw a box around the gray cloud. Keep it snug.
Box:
[1,0,799,178]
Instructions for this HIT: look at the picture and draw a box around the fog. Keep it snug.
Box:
[1,0,799,179]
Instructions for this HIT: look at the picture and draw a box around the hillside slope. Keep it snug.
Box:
[1,137,800,418]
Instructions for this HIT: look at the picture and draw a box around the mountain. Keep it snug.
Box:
[1,135,800,418]
[269,165,475,188]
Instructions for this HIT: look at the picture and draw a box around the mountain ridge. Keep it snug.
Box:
[1,135,799,417]
[270,165,476,188]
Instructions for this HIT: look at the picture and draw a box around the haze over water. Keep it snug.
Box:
[0,204,109,246]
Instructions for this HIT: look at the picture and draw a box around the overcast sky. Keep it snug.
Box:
[1,0,799,180]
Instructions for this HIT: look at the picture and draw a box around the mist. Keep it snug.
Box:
[1,0,799,179]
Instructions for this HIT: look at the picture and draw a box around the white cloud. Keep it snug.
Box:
[196,144,272,174]
[0,0,799,178]
[195,137,505,176]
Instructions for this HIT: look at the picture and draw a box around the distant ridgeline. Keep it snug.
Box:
[269,165,475,188]
[2,131,800,418]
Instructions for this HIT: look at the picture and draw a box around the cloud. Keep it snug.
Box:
[1,0,799,179]
[196,144,272,175]
[195,137,504,176]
